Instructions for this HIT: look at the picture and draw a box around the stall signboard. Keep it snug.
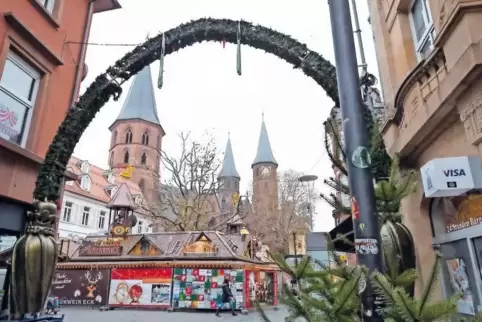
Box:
[171,268,244,309]
[108,268,173,307]
[50,269,110,306]
[78,244,122,256]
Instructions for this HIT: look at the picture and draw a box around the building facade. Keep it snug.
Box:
[369,0,482,315]
[58,157,153,241]
[0,0,121,240]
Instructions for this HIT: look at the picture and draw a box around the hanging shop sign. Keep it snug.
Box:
[78,244,122,257]
[421,156,481,198]
[50,269,109,306]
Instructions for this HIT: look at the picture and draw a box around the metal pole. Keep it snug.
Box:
[328,0,384,321]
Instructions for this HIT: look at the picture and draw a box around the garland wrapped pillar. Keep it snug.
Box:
[10,201,58,318]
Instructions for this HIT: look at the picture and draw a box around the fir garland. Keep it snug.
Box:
[33,18,340,201]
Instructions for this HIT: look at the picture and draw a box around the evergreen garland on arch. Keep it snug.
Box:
[34,18,341,201]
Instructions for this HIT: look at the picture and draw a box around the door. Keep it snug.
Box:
[440,239,479,317]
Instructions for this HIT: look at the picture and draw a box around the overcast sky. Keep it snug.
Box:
[73,0,380,233]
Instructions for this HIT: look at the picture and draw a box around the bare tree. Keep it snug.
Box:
[144,132,221,231]
[245,169,318,253]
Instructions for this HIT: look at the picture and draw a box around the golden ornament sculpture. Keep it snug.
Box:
[10,200,58,318]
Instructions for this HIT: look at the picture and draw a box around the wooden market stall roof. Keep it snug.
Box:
[62,230,277,269]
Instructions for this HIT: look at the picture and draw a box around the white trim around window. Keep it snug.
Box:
[408,0,435,61]
[0,51,41,147]
[38,0,56,13]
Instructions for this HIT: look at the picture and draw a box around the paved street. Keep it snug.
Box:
[60,307,289,322]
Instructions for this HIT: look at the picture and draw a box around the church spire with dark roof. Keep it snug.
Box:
[218,134,240,179]
[110,65,161,127]
[252,113,277,167]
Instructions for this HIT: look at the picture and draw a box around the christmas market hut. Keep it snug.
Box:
[51,185,280,311]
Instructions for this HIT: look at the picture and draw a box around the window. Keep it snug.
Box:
[123,151,129,164]
[139,179,145,194]
[107,173,115,184]
[125,129,132,143]
[0,51,40,146]
[80,162,89,173]
[141,152,147,165]
[81,207,90,226]
[98,211,106,229]
[137,221,143,234]
[409,0,434,60]
[109,151,114,168]
[110,186,118,198]
[157,135,161,149]
[111,130,117,147]
[37,0,56,13]
[62,202,72,222]
[135,195,143,205]
[80,176,91,191]
[142,132,149,145]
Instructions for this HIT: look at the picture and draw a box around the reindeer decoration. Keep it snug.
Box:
[84,271,103,298]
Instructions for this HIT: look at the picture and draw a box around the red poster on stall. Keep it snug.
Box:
[108,268,173,308]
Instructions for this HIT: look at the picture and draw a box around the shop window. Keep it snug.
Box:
[0,51,41,147]
[409,0,435,61]
[248,271,274,304]
[38,0,56,13]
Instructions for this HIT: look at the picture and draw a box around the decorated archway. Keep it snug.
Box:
[11,18,340,317]
[34,18,339,202]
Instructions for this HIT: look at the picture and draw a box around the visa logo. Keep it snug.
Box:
[443,169,466,177]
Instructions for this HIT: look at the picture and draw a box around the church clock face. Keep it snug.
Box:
[261,166,271,177]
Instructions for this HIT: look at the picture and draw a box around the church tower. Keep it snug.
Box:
[108,65,165,202]
[218,134,240,217]
[252,114,278,216]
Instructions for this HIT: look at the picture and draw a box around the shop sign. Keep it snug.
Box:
[445,195,482,233]
[421,156,477,198]
[78,244,122,256]
[50,269,109,306]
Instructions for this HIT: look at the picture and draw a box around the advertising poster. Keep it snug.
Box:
[171,268,244,309]
[108,268,173,307]
[50,269,109,306]
[446,258,475,316]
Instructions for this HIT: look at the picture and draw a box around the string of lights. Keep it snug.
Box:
[66,41,150,47]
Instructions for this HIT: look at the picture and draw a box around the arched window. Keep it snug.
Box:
[123,151,129,164]
[157,135,161,149]
[142,132,149,145]
[109,151,114,168]
[125,129,132,144]
[141,153,147,165]
[139,179,145,194]
[112,130,117,147]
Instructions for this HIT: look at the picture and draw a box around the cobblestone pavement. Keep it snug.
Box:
[60,307,288,322]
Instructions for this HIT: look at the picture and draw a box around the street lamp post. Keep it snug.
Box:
[327,0,384,320]
[298,174,318,231]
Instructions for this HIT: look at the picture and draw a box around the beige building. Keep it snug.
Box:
[369,0,482,314]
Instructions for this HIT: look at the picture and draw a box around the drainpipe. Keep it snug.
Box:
[69,0,95,109]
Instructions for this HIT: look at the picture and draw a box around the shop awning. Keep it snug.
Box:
[328,217,355,253]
